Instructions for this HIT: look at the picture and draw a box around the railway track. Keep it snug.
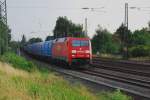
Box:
[86,58,150,99]
[92,57,150,86]
[84,69,150,88]
[92,57,150,76]
[91,62,150,77]
[93,57,150,68]
[82,68,150,88]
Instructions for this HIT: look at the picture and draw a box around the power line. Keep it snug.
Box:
[131,6,150,9]
[130,6,150,11]
[129,6,150,15]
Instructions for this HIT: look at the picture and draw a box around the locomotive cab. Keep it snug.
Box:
[69,38,92,65]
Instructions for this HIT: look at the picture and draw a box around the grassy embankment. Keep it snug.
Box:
[0,52,132,100]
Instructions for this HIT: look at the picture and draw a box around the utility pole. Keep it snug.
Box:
[124,3,129,59]
[0,4,2,19]
[0,0,7,25]
[85,18,88,37]
[125,3,128,29]
[82,7,105,37]
[0,0,8,54]
[0,4,1,55]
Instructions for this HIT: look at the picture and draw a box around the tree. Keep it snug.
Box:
[21,35,26,46]
[92,26,120,54]
[148,21,150,32]
[8,33,11,44]
[53,16,83,38]
[127,22,150,57]
[114,24,132,45]
[0,21,11,55]
[148,21,150,30]
[114,24,132,58]
[45,36,54,41]
[132,28,150,46]
[28,37,43,44]
[9,41,20,53]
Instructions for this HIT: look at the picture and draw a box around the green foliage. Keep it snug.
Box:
[132,28,150,46]
[9,41,20,53]
[92,26,120,54]
[114,24,132,58]
[28,37,43,44]
[53,16,84,38]
[110,90,132,100]
[114,24,132,45]
[128,27,150,57]
[129,45,150,57]
[1,52,35,72]
[148,21,150,29]
[0,21,11,55]
[45,36,54,41]
[28,83,41,98]
[21,35,26,46]
[99,89,132,100]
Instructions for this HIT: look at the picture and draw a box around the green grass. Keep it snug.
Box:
[98,90,132,100]
[0,62,97,100]
[0,52,132,100]
[0,52,35,72]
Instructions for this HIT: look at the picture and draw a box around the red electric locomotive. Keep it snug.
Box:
[52,37,92,66]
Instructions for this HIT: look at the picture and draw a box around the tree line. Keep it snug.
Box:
[92,23,150,58]
[3,16,150,58]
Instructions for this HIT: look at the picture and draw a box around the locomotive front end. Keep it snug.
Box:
[69,38,92,65]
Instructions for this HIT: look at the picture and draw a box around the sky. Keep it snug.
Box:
[5,0,150,41]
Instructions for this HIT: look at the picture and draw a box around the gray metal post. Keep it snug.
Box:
[85,18,88,37]
[0,0,8,53]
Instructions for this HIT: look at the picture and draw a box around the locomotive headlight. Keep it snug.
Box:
[72,55,75,57]
[72,50,76,54]
[85,50,90,53]
[86,55,90,57]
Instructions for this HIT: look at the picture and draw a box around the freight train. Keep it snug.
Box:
[24,37,92,67]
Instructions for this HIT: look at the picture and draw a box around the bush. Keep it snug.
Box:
[110,90,132,100]
[98,89,132,100]
[0,52,35,72]
[129,45,150,57]
[92,27,120,54]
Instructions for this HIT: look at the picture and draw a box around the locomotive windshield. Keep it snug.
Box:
[72,40,89,47]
